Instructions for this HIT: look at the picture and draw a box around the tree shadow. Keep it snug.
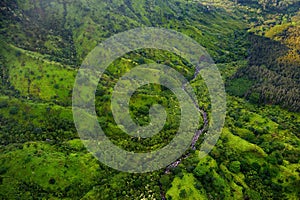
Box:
[247,33,289,70]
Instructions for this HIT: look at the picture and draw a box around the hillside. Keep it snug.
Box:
[228,13,300,111]
[0,0,299,200]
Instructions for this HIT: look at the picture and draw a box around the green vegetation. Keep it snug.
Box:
[0,0,299,199]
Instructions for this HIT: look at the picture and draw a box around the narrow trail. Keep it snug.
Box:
[159,64,209,199]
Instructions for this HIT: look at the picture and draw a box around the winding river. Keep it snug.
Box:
[159,65,209,199]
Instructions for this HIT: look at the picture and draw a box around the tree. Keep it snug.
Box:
[9,106,19,115]
[179,189,187,198]
[229,161,241,173]
[160,175,171,190]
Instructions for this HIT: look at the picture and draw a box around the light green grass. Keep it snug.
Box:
[1,43,76,104]
[167,173,208,200]
[223,128,267,158]
[0,141,99,199]
[0,95,72,127]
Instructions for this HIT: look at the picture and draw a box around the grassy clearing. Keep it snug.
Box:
[167,173,208,200]
[0,141,99,199]
[1,42,76,104]
[0,95,72,127]
[222,128,267,158]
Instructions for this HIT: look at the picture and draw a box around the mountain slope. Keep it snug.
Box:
[228,16,300,111]
[0,0,299,200]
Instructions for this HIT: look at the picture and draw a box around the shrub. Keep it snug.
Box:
[9,106,19,115]
[179,189,187,198]
[229,161,241,173]
[0,100,8,108]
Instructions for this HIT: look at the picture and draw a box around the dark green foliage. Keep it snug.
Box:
[179,189,187,198]
[0,100,8,108]
[48,178,56,185]
[230,31,300,111]
[226,78,253,97]
[237,0,300,13]
[9,106,19,115]
[229,161,241,173]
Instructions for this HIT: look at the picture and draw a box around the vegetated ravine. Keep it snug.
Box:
[160,62,209,200]
[0,0,300,199]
